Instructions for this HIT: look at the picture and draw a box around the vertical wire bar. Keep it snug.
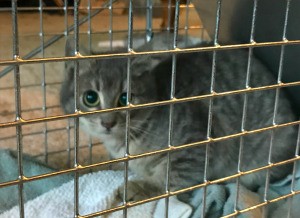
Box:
[146,0,153,42]
[287,124,300,218]
[88,136,93,165]
[64,0,72,168]
[64,0,69,37]
[277,1,294,217]
[109,0,113,50]
[263,0,291,210]
[184,0,190,46]
[165,2,180,217]
[11,0,24,217]
[282,0,291,42]
[39,0,49,164]
[123,1,133,217]
[166,0,172,32]
[233,0,258,214]
[88,0,92,52]
[127,0,134,52]
[202,1,222,217]
[67,119,71,167]
[172,1,180,46]
[87,0,93,163]
[73,0,80,217]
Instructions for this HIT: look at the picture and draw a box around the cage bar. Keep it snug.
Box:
[122,0,134,217]
[88,0,92,51]
[10,0,25,217]
[0,150,299,192]
[73,0,81,216]
[184,0,191,45]
[201,0,222,216]
[38,0,49,164]
[234,0,258,214]
[109,0,113,49]
[2,80,300,130]
[146,0,153,42]
[64,0,69,37]
[165,1,181,217]
[263,0,292,213]
[287,123,300,218]
[2,40,300,68]
[64,0,72,169]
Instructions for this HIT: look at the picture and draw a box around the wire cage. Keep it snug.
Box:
[0,0,300,217]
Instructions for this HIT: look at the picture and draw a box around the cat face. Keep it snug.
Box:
[60,56,159,146]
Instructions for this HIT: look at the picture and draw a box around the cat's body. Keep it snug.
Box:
[61,41,297,194]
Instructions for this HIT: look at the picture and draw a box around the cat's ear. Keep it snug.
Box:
[64,37,76,81]
[131,55,165,77]
[65,36,90,57]
[64,36,94,81]
[65,36,75,57]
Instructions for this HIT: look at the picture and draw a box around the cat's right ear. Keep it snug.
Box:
[64,37,76,81]
[64,36,89,80]
[65,36,76,57]
[65,36,91,56]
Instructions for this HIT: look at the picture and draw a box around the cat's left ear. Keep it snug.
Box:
[131,54,166,76]
[64,36,96,79]
[65,36,91,57]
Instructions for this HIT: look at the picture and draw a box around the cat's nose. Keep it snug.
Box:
[101,121,116,130]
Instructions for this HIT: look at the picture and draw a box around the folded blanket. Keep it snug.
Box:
[0,170,192,218]
[0,149,71,214]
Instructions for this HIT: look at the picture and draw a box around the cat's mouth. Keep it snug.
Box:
[101,125,119,136]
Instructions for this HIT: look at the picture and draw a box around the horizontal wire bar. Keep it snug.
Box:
[221,189,300,218]
[32,142,102,159]
[0,4,196,12]
[0,25,204,39]
[0,127,299,189]
[0,126,68,141]
[0,105,60,117]
[1,40,300,66]
[0,81,61,90]
[1,80,300,128]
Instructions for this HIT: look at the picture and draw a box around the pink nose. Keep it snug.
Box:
[101,121,116,130]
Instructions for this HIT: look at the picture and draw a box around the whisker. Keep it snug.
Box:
[130,125,158,137]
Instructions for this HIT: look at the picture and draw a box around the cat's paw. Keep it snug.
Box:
[117,181,153,202]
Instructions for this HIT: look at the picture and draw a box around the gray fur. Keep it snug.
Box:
[61,41,298,195]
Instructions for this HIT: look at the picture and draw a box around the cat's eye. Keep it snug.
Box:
[118,92,128,107]
[118,92,127,106]
[83,90,100,108]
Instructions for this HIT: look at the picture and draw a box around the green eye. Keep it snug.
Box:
[118,92,128,106]
[83,90,100,108]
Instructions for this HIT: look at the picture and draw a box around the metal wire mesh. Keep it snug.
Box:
[0,0,300,217]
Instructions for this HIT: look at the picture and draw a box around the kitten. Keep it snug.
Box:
[61,40,298,198]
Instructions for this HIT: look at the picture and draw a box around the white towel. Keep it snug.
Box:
[0,170,192,218]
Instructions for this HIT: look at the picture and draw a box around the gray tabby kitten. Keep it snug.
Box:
[61,40,297,198]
